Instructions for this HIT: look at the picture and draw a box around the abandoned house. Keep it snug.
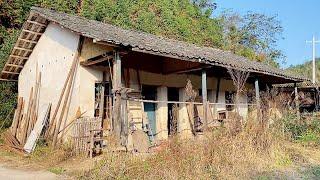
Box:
[0,7,307,153]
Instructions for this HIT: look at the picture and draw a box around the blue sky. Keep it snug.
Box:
[214,0,320,68]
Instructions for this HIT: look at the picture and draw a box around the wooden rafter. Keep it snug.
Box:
[22,29,43,36]
[6,64,24,68]
[14,47,33,52]
[18,38,38,44]
[26,20,47,27]
[2,71,20,75]
[0,13,48,81]
[0,78,18,82]
[9,55,28,60]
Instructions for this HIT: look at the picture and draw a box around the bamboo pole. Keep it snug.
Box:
[47,58,78,138]
[10,98,21,136]
[21,88,33,144]
[52,58,78,148]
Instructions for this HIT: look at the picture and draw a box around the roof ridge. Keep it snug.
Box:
[26,6,308,82]
[30,7,232,54]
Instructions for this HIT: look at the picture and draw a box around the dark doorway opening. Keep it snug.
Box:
[168,87,179,136]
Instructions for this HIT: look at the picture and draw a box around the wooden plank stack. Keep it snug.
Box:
[3,71,42,152]
[2,37,85,154]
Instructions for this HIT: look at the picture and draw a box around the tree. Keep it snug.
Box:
[80,0,223,47]
[220,10,284,67]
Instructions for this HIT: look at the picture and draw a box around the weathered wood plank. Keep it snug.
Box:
[202,69,208,130]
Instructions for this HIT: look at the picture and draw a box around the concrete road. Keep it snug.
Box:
[0,165,58,180]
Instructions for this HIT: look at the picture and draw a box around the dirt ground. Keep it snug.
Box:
[0,145,97,179]
[0,164,58,180]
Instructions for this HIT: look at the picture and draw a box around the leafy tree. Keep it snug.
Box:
[219,10,284,67]
[81,0,223,47]
[287,58,320,82]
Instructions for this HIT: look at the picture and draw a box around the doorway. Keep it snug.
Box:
[94,81,112,119]
[141,85,157,136]
[168,87,179,136]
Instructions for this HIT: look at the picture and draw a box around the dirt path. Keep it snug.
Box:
[0,164,59,180]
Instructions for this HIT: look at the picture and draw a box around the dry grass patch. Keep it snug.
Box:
[82,120,294,180]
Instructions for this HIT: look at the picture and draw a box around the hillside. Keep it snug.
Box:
[287,58,320,81]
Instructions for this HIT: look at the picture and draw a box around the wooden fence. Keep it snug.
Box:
[71,117,102,154]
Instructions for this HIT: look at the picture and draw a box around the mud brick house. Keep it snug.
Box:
[0,7,306,149]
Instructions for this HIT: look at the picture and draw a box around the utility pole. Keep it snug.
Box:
[307,35,320,84]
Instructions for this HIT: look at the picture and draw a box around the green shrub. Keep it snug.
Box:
[296,131,320,146]
[281,112,320,146]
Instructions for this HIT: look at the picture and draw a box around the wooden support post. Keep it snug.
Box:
[202,69,208,130]
[112,50,122,141]
[120,96,128,146]
[294,83,300,119]
[215,77,221,103]
[255,78,261,121]
[113,51,122,89]
[314,86,319,111]
[99,74,105,119]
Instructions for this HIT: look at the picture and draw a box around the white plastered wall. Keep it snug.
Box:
[18,22,80,138]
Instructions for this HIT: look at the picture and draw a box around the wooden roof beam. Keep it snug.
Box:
[81,56,112,66]
[81,52,114,66]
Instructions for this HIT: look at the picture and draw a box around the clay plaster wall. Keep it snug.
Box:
[18,22,80,137]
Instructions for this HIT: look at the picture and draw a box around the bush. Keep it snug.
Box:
[281,112,320,146]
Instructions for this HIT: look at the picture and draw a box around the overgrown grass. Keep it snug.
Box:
[48,167,66,174]
[79,120,281,179]
[28,141,74,166]
[79,109,320,179]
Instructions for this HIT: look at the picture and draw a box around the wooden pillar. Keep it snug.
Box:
[99,73,106,119]
[315,87,319,111]
[202,69,208,129]
[215,77,221,103]
[255,78,261,121]
[113,51,122,89]
[294,83,300,119]
[112,50,122,141]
